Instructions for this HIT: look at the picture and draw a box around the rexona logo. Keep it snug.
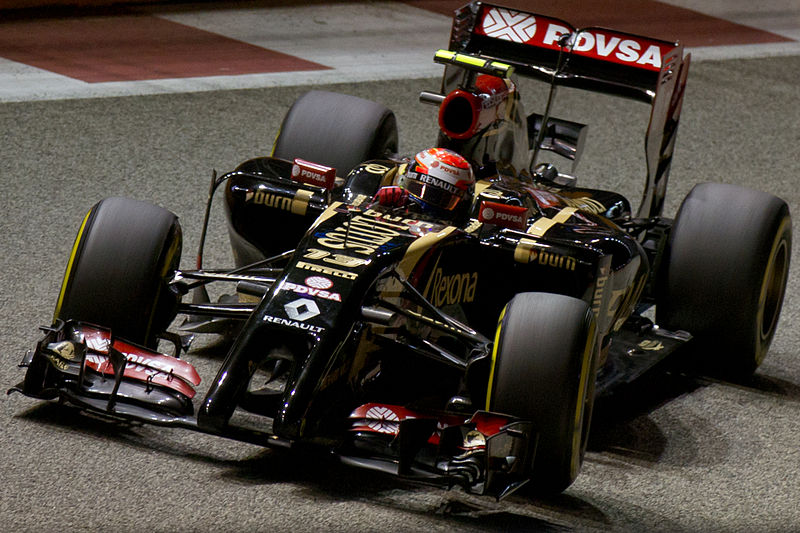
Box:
[477,6,669,71]
[478,201,528,231]
[423,267,478,307]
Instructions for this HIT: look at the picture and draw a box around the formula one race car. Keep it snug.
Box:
[10,2,791,497]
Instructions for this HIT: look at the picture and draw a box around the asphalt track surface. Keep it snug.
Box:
[2,56,800,532]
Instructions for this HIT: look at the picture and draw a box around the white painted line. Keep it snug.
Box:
[0,61,444,103]
[0,1,797,102]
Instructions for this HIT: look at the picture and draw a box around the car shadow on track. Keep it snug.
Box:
[586,360,800,467]
[586,369,701,461]
[219,446,588,532]
[11,400,599,530]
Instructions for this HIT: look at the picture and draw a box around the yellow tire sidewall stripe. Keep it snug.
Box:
[53,209,92,321]
[484,304,508,411]
[570,315,596,477]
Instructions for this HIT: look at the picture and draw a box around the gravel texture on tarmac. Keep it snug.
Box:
[2,55,799,532]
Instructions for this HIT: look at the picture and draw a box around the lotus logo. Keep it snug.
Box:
[284,298,320,321]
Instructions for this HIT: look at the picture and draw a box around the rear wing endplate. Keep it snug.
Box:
[447,2,691,218]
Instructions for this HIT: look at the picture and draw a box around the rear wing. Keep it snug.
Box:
[446,2,691,218]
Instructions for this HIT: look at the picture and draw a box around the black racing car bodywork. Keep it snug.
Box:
[10,2,791,498]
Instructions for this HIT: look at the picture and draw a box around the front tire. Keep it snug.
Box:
[657,183,791,379]
[55,197,182,349]
[487,292,598,495]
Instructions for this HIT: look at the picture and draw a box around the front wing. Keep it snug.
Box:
[10,320,537,500]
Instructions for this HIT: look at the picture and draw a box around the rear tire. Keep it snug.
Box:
[488,292,598,495]
[55,197,182,349]
[272,90,399,177]
[657,183,791,379]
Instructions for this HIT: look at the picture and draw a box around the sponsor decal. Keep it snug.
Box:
[408,171,461,195]
[638,340,665,351]
[463,430,487,449]
[246,188,313,216]
[363,163,392,175]
[296,260,358,280]
[80,327,111,353]
[304,247,370,266]
[46,353,70,371]
[478,201,528,230]
[315,208,429,256]
[477,6,670,71]
[291,158,336,189]
[284,298,320,321]
[513,239,577,270]
[592,262,611,317]
[561,195,606,214]
[50,340,78,361]
[481,6,537,43]
[527,188,561,209]
[263,314,324,334]
[305,276,333,290]
[83,352,199,398]
[303,248,369,269]
[365,406,401,434]
[280,280,341,302]
[423,267,478,307]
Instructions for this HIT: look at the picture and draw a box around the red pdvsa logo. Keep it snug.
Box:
[291,158,336,190]
[476,6,671,71]
[478,201,528,230]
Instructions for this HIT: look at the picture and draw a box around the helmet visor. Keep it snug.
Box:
[403,173,463,211]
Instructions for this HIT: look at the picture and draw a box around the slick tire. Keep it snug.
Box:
[54,196,183,349]
[488,292,598,495]
[272,90,399,177]
[657,183,791,379]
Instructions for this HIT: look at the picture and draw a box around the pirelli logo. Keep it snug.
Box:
[296,260,357,280]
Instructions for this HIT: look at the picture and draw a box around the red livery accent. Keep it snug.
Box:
[291,158,336,189]
[526,188,562,209]
[349,403,465,444]
[75,324,201,398]
[348,403,515,447]
[478,201,529,230]
[111,340,202,386]
[469,411,511,439]
[475,5,674,72]
[85,352,198,399]
[439,75,513,140]
[80,325,111,353]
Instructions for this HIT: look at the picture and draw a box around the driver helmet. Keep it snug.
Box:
[396,148,475,214]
